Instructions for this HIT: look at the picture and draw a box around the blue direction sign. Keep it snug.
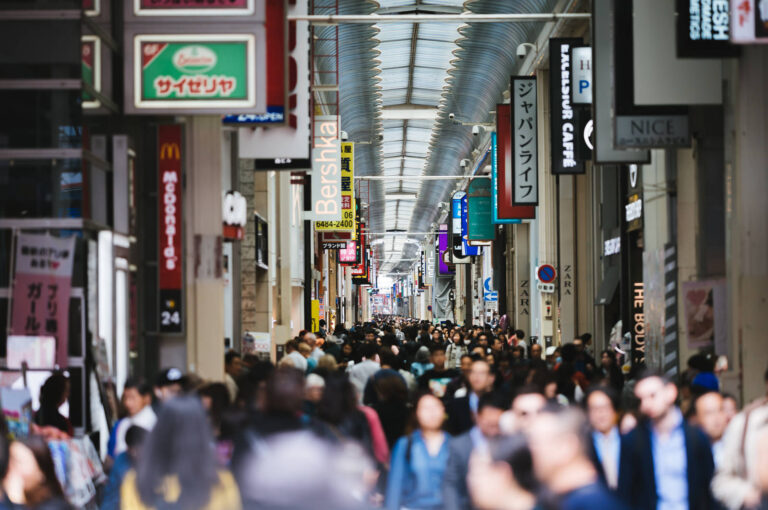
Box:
[483,277,499,302]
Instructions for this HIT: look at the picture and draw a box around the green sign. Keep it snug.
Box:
[467,179,496,241]
[82,36,100,108]
[134,35,255,109]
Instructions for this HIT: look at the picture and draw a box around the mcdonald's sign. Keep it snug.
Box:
[160,142,181,160]
[158,124,183,334]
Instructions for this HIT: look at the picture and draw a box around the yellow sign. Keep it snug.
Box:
[315,142,355,233]
[311,299,320,332]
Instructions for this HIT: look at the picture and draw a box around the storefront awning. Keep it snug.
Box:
[595,265,620,306]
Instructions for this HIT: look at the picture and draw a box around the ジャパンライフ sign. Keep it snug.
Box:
[134,35,255,110]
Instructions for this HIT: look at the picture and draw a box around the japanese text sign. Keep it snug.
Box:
[511,76,539,205]
[134,35,256,110]
[11,234,76,367]
[316,142,355,232]
[158,125,184,334]
[339,241,357,264]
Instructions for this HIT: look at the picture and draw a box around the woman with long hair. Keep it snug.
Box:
[34,372,72,436]
[4,435,70,509]
[599,349,624,393]
[385,392,450,510]
[120,396,241,510]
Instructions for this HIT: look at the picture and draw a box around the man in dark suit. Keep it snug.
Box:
[443,392,506,510]
[618,370,716,510]
[446,358,495,435]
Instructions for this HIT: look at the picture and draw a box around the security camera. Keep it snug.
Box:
[517,42,535,60]
[340,130,349,141]
[460,159,470,168]
[378,134,384,142]
[448,112,455,121]
[472,125,484,136]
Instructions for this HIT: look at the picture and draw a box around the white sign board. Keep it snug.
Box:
[571,46,592,104]
[511,76,538,205]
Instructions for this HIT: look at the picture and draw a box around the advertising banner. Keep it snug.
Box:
[550,38,587,175]
[133,35,256,110]
[511,77,538,205]
[491,122,535,223]
[316,142,355,232]
[461,195,480,256]
[467,179,496,241]
[339,241,357,264]
[451,192,471,263]
[731,0,768,43]
[682,279,727,353]
[437,225,454,276]
[10,234,76,367]
[158,125,184,334]
[312,116,343,223]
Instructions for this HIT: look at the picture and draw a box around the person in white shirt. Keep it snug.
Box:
[112,379,157,458]
[285,339,308,373]
[347,342,380,402]
[304,332,324,362]
[691,391,727,469]
[224,351,244,403]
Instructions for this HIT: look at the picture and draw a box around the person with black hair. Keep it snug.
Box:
[690,391,727,469]
[347,343,381,403]
[225,351,244,403]
[5,435,71,509]
[446,359,495,436]
[109,378,156,460]
[120,396,241,510]
[420,345,459,399]
[599,349,624,393]
[618,370,715,510]
[102,426,148,510]
[585,386,623,489]
[386,392,449,510]
[446,332,470,370]
[443,392,508,510]
[33,372,72,436]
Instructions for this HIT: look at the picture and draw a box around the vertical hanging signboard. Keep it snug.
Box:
[511,76,538,205]
[549,38,586,175]
[467,179,496,241]
[492,111,536,223]
[158,124,184,334]
[316,142,355,232]
[312,116,342,223]
[11,234,76,367]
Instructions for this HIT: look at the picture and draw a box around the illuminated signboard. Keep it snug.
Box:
[158,125,184,334]
[133,35,255,111]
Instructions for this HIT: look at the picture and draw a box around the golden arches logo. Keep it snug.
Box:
[160,143,180,160]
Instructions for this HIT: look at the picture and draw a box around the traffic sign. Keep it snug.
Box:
[483,277,499,302]
[537,264,557,284]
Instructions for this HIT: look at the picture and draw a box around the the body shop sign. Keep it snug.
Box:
[158,125,183,334]
[134,35,255,110]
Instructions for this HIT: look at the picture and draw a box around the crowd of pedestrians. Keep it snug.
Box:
[2,318,768,509]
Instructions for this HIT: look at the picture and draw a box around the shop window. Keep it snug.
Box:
[0,90,82,149]
[0,159,83,219]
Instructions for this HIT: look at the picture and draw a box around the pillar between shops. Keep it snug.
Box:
[185,116,225,381]
[273,172,293,343]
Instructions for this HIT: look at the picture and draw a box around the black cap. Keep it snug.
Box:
[155,367,184,387]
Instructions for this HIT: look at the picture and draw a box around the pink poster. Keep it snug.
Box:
[10,234,76,367]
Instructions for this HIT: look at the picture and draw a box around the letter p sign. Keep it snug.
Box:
[579,80,589,94]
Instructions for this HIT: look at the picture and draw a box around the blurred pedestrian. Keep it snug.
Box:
[225,351,244,403]
[386,393,449,510]
[446,359,495,435]
[33,372,72,436]
[5,436,71,509]
[529,406,627,510]
[585,387,622,489]
[120,396,241,510]
[618,370,715,510]
[690,391,727,469]
[109,378,156,460]
[444,392,507,510]
[102,426,148,510]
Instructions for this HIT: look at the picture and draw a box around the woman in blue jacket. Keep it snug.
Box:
[386,392,450,510]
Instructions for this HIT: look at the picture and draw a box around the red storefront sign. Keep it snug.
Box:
[496,104,535,220]
[158,125,183,333]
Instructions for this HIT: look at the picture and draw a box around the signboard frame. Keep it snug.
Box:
[491,122,534,224]
[510,76,539,205]
[676,0,740,56]
[133,0,256,17]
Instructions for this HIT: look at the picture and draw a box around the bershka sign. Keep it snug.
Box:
[316,142,355,232]
[549,38,585,175]
[312,116,342,222]
[158,125,183,333]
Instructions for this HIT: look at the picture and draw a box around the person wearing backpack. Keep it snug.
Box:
[385,392,450,510]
